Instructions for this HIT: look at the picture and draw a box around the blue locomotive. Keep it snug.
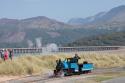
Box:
[54,56,94,76]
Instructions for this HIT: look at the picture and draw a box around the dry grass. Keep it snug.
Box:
[0,51,125,75]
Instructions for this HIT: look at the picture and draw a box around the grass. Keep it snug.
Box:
[88,71,125,83]
[0,51,125,75]
[90,71,125,82]
[92,75,114,82]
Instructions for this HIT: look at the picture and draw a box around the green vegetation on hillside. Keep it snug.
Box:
[67,31,125,46]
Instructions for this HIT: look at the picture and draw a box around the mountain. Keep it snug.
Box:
[0,16,72,47]
[0,16,109,48]
[66,31,125,46]
[0,16,73,30]
[68,5,125,25]
[19,16,73,30]
[67,5,125,46]
[0,5,125,48]
[93,5,125,23]
[68,12,106,25]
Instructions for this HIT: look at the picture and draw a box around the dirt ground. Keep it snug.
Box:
[0,76,19,82]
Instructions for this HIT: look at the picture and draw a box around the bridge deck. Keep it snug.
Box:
[0,46,124,54]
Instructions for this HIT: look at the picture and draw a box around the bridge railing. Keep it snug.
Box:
[0,46,124,55]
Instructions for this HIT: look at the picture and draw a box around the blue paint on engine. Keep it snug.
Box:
[82,63,94,71]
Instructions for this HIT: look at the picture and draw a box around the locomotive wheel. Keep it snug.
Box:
[88,70,92,73]
[82,70,91,74]
[53,70,65,77]
[59,70,65,77]
[53,70,58,76]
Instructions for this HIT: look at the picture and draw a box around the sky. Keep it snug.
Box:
[0,0,125,22]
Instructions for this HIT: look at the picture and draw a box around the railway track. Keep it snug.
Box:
[5,67,125,83]
[6,73,95,83]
